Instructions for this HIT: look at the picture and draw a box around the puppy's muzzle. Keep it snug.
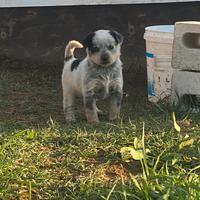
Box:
[101,53,110,65]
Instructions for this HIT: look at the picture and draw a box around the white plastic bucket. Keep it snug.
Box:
[144,25,174,102]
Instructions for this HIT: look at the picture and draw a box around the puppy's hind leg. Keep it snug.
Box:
[63,87,76,122]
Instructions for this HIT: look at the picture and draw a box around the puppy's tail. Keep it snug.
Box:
[64,40,83,60]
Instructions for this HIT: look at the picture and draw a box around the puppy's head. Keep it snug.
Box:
[83,30,123,67]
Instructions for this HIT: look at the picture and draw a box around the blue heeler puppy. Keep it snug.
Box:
[62,30,123,123]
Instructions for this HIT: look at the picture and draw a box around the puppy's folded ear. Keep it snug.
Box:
[109,31,123,45]
[82,32,95,48]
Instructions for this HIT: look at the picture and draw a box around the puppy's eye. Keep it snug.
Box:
[108,45,114,50]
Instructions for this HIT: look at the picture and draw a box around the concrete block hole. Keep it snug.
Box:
[182,33,200,49]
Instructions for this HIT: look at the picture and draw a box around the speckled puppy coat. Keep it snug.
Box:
[62,30,123,123]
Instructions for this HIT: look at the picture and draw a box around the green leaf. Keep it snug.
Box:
[26,129,37,140]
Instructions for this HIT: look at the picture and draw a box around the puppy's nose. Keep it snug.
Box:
[101,54,109,63]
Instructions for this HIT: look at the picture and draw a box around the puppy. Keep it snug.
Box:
[62,30,123,123]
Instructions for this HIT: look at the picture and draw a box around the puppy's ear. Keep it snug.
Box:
[82,32,95,49]
[109,31,123,45]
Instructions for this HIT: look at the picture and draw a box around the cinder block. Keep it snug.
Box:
[172,21,200,71]
[171,70,200,107]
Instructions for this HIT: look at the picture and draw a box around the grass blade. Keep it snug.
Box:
[105,183,116,200]
[130,173,141,191]
[121,176,127,200]
[29,181,32,200]
[152,149,166,174]
[142,123,149,177]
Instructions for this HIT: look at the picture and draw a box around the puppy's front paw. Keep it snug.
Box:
[85,110,99,123]
[109,112,120,121]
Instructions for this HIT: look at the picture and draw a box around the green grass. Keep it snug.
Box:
[0,57,200,199]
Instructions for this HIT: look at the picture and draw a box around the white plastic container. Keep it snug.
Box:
[144,25,175,102]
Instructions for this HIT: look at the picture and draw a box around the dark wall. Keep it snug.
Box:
[0,2,200,87]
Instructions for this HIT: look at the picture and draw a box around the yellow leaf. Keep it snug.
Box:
[172,112,181,132]
[120,147,144,161]
[130,149,144,160]
[120,147,134,161]
[179,138,194,150]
